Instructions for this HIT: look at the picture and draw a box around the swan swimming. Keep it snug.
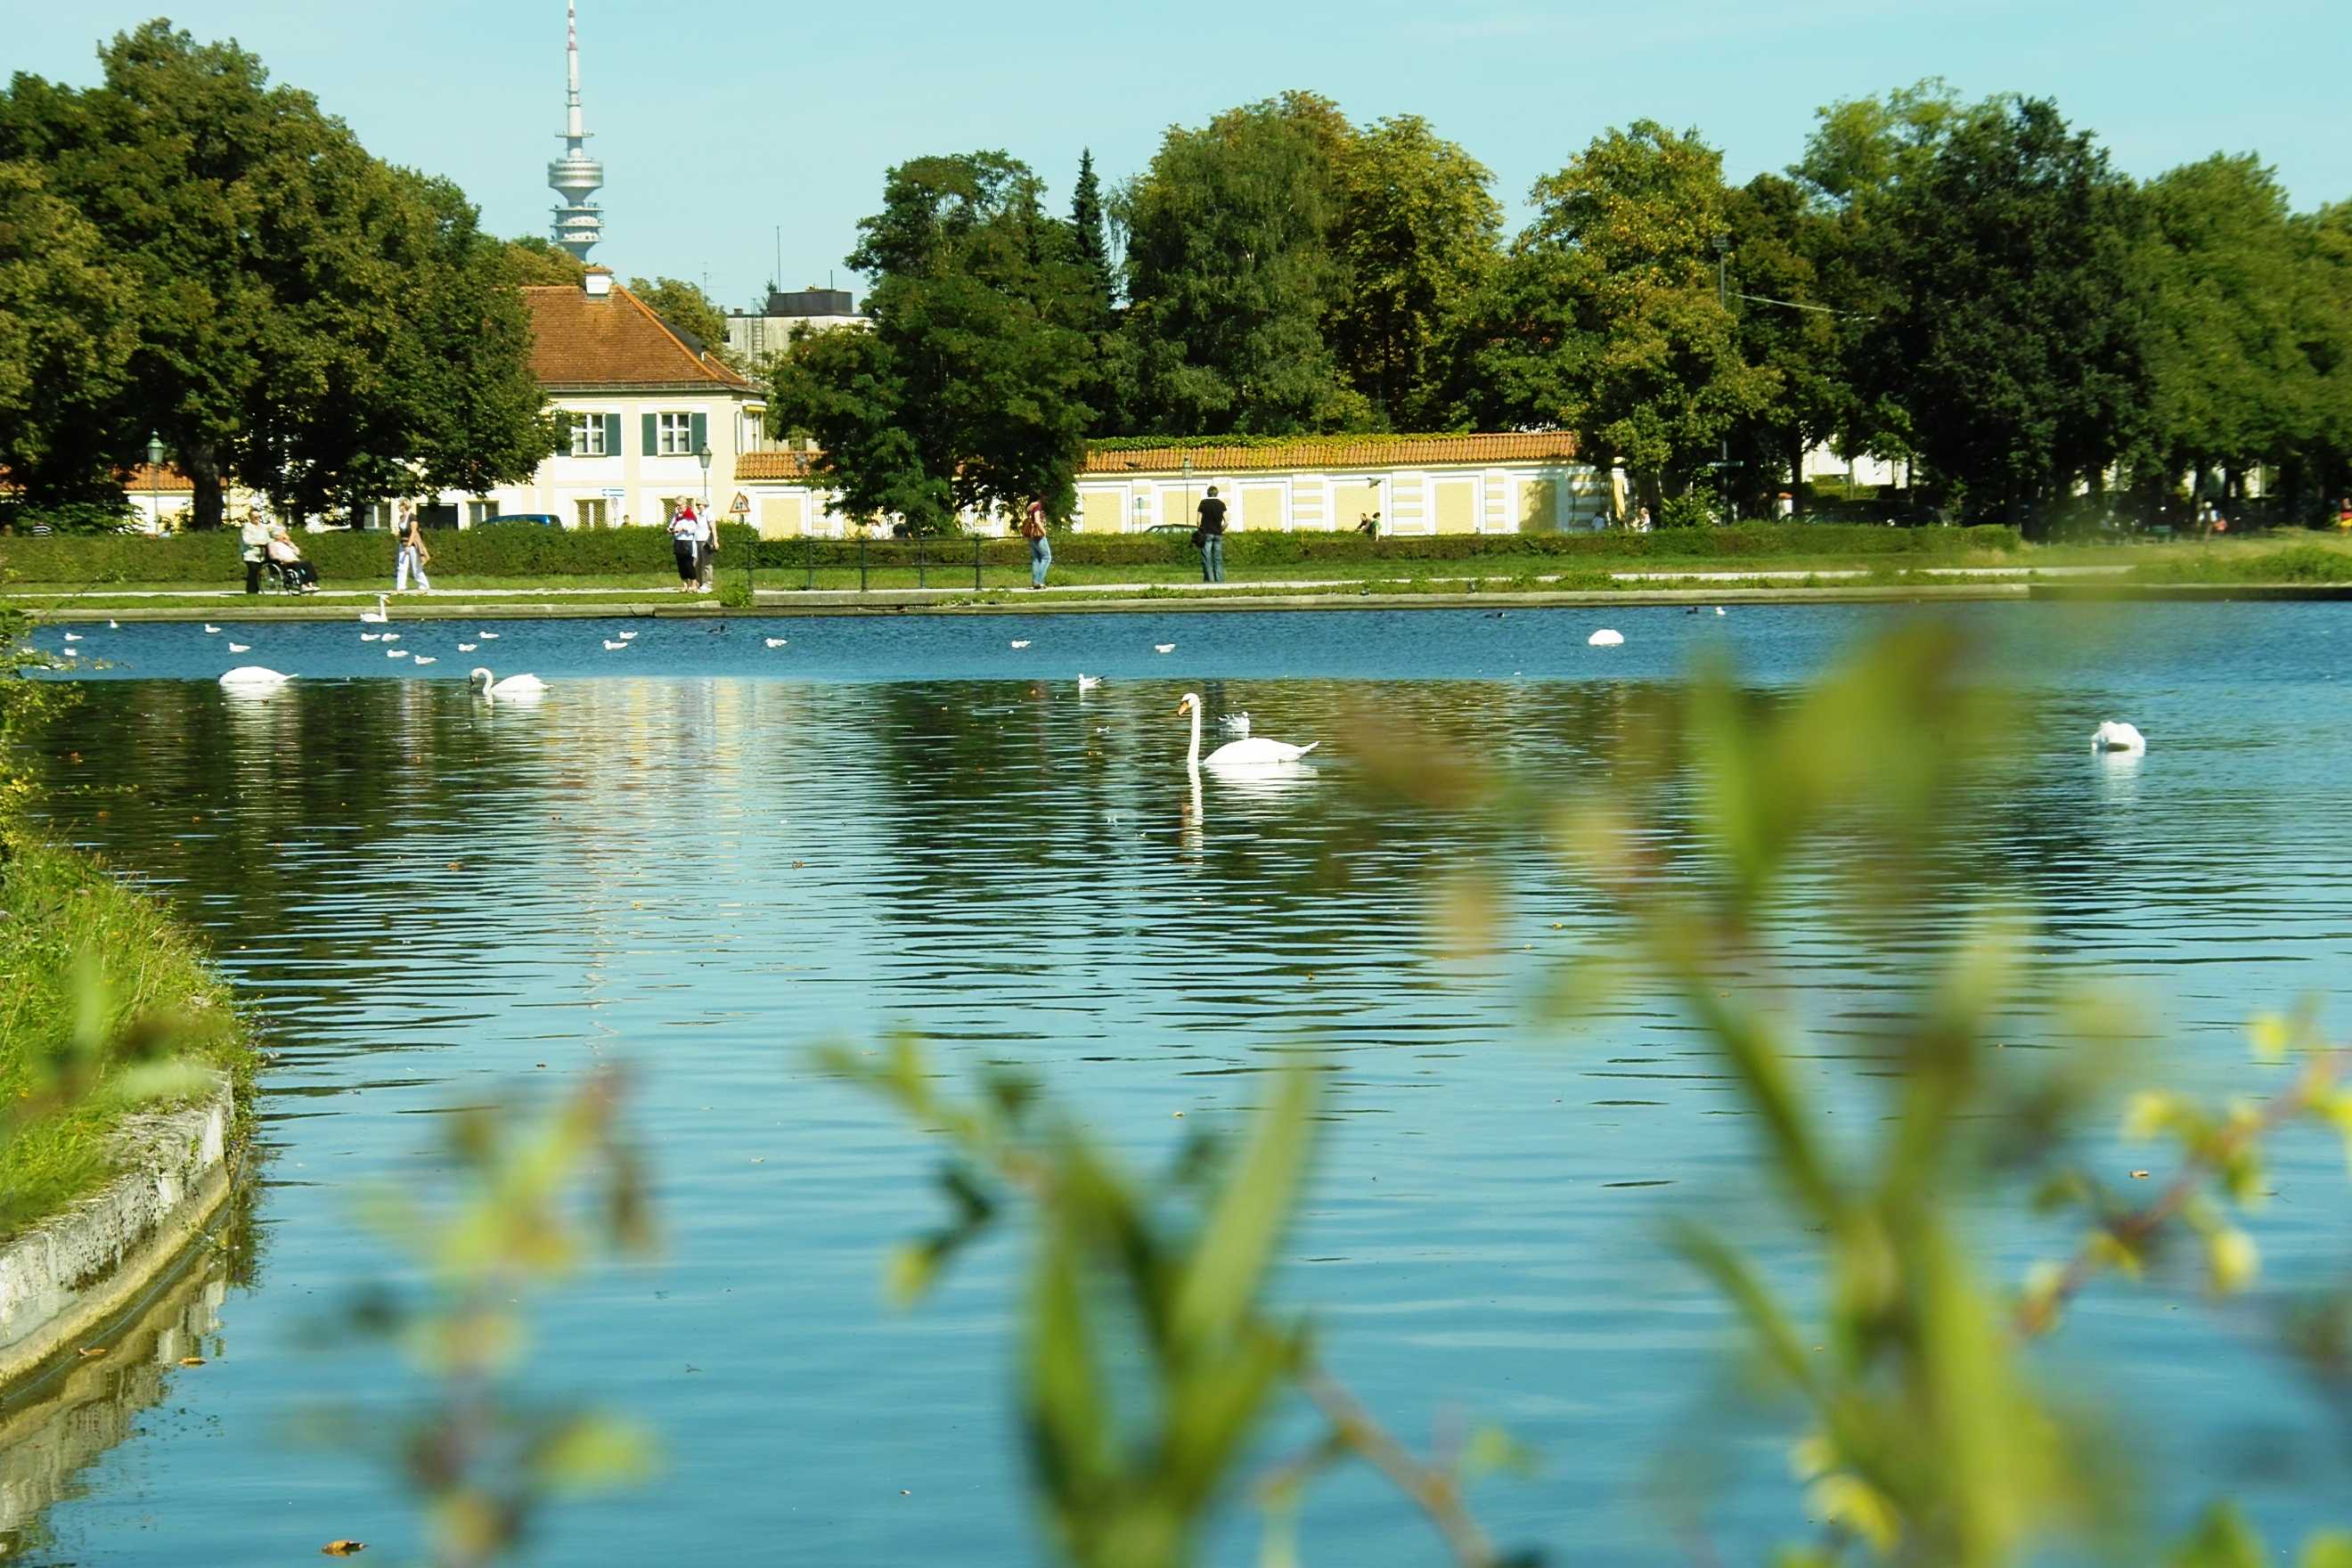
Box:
[458,642,478,652]
[412,656,437,666]
[387,648,409,658]
[1155,643,1175,654]
[764,638,789,649]
[617,631,638,641]
[1009,640,1031,649]
[203,624,221,634]
[470,667,548,698]
[226,642,250,653]
[360,633,382,642]
[477,631,500,640]
[1588,629,1624,647]
[218,666,290,690]
[601,639,629,650]
[359,595,389,625]
[2093,721,2145,754]
[107,619,118,629]
[1076,674,1101,690]
[62,633,81,642]
[380,633,401,642]
[1177,692,1316,769]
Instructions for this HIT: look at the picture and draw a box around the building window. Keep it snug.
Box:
[363,502,396,531]
[739,407,769,453]
[576,498,608,529]
[657,412,696,455]
[467,499,498,527]
[568,412,608,456]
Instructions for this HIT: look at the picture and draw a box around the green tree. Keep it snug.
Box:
[626,275,735,365]
[1066,149,1123,436]
[0,159,135,495]
[1474,120,1775,513]
[769,151,1094,533]
[1858,95,2147,523]
[1721,172,1849,514]
[1327,114,1501,430]
[2136,155,2324,504]
[501,236,587,286]
[1068,148,1115,319]
[1117,94,1363,436]
[0,23,557,527]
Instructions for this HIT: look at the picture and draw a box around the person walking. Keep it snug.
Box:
[240,510,271,594]
[669,501,705,591]
[698,511,720,592]
[1196,485,1227,584]
[394,505,432,593]
[1023,498,1051,589]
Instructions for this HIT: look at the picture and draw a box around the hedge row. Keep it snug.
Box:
[0,520,2020,584]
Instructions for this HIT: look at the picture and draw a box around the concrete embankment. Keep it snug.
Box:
[0,1078,239,1390]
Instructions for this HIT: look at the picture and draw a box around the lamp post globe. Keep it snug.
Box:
[697,444,713,510]
[145,433,164,531]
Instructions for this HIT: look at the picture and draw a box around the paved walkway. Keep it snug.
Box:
[9,562,2131,603]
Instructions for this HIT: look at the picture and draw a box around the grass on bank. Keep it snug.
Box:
[0,834,256,1241]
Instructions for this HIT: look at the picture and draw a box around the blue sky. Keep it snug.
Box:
[12,1,2347,311]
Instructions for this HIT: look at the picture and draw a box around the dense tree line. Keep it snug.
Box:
[0,23,559,528]
[776,82,2352,530]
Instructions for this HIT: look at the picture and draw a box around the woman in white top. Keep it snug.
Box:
[669,502,705,590]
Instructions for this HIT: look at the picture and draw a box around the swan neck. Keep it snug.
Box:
[1187,701,1202,769]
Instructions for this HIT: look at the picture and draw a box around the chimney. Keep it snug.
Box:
[584,265,614,299]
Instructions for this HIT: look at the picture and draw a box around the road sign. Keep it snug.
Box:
[729,491,750,516]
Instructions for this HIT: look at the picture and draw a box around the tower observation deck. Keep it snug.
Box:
[548,0,603,261]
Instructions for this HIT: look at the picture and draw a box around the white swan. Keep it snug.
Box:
[361,633,382,642]
[458,642,478,652]
[412,656,437,666]
[470,667,547,698]
[1009,640,1031,649]
[1178,692,1316,769]
[477,631,499,640]
[2093,721,2145,754]
[203,624,221,634]
[601,639,629,650]
[1220,711,1251,738]
[218,666,290,690]
[1588,628,1624,647]
[380,633,400,642]
[387,648,409,658]
[1155,643,1175,654]
[107,619,118,629]
[617,631,638,641]
[764,637,789,649]
[226,642,250,653]
[1076,674,1101,690]
[359,595,389,625]
[62,633,81,642]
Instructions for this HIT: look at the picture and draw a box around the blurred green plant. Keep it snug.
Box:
[335,1070,656,1567]
[821,1039,1536,1568]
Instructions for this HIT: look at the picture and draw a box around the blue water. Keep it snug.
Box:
[9,601,2352,1564]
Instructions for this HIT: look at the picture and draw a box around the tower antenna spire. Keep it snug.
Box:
[548,0,604,261]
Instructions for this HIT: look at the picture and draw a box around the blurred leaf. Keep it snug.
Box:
[2300,1532,2352,1568]
[531,1414,658,1493]
[1172,1065,1317,1350]
[2169,1502,2266,1568]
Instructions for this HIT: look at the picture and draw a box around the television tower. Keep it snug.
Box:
[548,0,604,261]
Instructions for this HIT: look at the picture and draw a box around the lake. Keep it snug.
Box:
[8,601,2351,1564]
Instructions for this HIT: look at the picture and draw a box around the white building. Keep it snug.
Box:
[415,267,764,530]
[733,433,1605,538]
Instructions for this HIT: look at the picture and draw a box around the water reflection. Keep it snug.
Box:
[13,602,2352,1564]
[0,1184,256,1563]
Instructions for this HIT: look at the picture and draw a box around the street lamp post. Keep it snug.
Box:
[1712,234,1733,526]
[144,432,164,532]
[1181,454,1192,534]
[697,444,713,513]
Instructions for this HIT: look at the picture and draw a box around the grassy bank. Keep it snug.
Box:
[0,834,256,1240]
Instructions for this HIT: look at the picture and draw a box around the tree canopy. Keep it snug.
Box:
[0,22,557,525]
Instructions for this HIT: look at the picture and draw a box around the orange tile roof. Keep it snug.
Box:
[1083,434,1579,473]
[521,283,753,391]
[123,462,194,493]
[735,433,1577,485]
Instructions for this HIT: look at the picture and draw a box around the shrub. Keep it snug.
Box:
[1657,494,1715,530]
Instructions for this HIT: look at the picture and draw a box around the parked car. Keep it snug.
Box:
[478,513,561,528]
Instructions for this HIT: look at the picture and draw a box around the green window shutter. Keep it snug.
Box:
[604,412,621,454]
[641,412,657,456]
[690,412,708,454]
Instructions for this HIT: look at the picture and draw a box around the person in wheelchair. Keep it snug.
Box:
[265,523,320,592]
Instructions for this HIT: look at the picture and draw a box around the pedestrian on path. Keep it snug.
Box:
[394,505,432,593]
[1023,498,1051,589]
[698,513,720,592]
[1196,486,1227,584]
[670,501,706,591]
[240,511,271,594]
